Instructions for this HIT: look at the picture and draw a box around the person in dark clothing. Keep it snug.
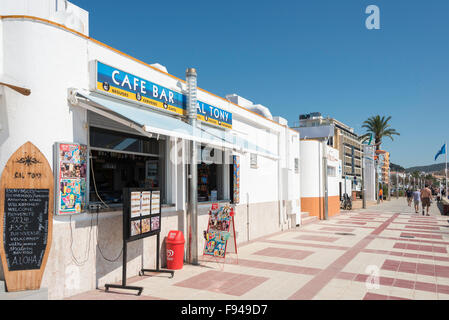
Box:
[406,188,413,207]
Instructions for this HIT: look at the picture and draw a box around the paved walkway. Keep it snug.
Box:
[68,198,449,300]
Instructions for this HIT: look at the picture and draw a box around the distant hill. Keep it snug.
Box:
[405,163,446,173]
[390,163,405,172]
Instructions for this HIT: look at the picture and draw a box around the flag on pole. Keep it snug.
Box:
[435,144,446,161]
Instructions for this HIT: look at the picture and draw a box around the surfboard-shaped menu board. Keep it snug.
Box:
[0,142,53,292]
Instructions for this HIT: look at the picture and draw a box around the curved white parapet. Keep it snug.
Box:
[0,0,89,36]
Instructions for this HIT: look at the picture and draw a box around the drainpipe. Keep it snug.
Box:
[278,131,283,229]
[361,151,366,209]
[246,193,250,241]
[186,68,198,265]
[376,159,380,204]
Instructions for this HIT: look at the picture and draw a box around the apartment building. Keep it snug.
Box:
[293,113,363,196]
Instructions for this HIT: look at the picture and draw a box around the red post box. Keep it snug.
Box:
[166,230,185,270]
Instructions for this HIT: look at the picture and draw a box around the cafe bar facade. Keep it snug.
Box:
[0,0,301,299]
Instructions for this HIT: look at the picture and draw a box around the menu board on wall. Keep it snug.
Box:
[55,143,88,215]
[4,188,49,271]
[0,141,54,292]
[123,188,162,241]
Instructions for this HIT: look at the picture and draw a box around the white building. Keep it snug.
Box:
[0,0,301,298]
[299,140,341,219]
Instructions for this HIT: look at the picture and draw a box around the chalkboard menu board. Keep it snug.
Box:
[3,188,49,271]
[0,141,53,292]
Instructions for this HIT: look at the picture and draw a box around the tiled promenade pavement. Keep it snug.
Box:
[68,198,449,300]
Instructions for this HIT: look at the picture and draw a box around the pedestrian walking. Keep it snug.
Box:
[412,188,421,213]
[420,184,432,216]
[379,188,383,203]
[406,188,413,207]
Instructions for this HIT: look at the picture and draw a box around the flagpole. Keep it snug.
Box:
[444,141,448,197]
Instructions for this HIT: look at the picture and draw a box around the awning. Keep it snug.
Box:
[202,124,277,158]
[68,89,278,159]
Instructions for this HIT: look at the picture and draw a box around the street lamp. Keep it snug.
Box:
[361,151,366,209]
[186,67,198,265]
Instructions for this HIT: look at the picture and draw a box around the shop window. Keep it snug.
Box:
[327,166,336,177]
[89,127,166,209]
[90,126,159,155]
[197,145,232,203]
[250,153,258,169]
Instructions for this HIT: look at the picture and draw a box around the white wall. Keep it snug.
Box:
[0,13,301,298]
[326,146,340,198]
[0,18,89,171]
[300,140,322,198]
[299,140,340,199]
[0,0,89,36]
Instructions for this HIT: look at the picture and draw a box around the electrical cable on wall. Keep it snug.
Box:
[69,213,94,266]
[89,151,123,262]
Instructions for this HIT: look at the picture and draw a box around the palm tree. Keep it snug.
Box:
[360,115,400,150]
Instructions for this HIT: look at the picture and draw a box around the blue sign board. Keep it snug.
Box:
[94,61,232,129]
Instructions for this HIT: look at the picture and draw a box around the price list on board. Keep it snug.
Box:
[3,188,49,271]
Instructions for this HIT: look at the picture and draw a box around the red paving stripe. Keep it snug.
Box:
[363,293,410,300]
[399,232,443,240]
[405,217,437,220]
[342,218,384,222]
[404,225,440,231]
[226,258,322,275]
[385,227,448,235]
[393,220,436,224]
[394,278,415,289]
[174,270,269,296]
[360,248,449,262]
[323,223,376,229]
[363,293,388,300]
[67,290,166,300]
[393,242,448,254]
[381,259,449,278]
[319,227,355,232]
[288,213,400,300]
[345,271,441,294]
[335,272,356,281]
[408,220,439,225]
[261,239,350,251]
[252,247,314,260]
[295,235,340,242]
[336,221,367,225]
[415,282,437,292]
[375,235,449,246]
[298,229,346,236]
[349,218,387,221]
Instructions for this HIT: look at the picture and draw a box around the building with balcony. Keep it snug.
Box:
[292,113,363,196]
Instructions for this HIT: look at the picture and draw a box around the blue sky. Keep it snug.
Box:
[72,0,449,168]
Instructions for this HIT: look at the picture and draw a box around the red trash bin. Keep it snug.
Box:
[166,230,185,270]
